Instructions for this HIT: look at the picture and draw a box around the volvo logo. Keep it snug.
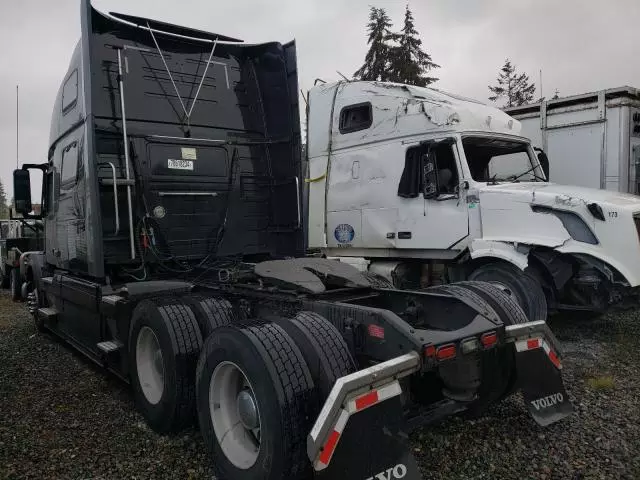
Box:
[365,463,407,480]
[531,392,564,410]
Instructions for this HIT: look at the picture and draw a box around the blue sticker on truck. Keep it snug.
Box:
[334,224,355,244]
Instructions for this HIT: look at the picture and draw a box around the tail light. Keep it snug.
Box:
[481,331,498,348]
[436,344,456,361]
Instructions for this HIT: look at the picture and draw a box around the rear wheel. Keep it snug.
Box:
[196,323,314,480]
[129,298,203,434]
[184,295,236,337]
[276,311,356,406]
[468,262,547,322]
[453,281,528,417]
[10,268,21,301]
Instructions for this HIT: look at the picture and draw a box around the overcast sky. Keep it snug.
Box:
[1,0,639,200]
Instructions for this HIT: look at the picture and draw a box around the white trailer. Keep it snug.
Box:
[306,81,640,321]
[505,87,640,194]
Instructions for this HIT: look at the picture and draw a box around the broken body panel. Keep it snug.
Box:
[307,81,640,311]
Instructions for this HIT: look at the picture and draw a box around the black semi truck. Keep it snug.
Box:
[13,2,572,479]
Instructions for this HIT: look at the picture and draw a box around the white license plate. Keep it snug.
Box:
[168,159,194,170]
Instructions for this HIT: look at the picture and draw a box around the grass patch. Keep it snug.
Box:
[586,375,615,391]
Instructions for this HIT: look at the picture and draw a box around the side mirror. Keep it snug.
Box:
[535,148,550,182]
[13,169,32,215]
[421,151,438,199]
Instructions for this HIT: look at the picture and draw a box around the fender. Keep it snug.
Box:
[469,239,529,271]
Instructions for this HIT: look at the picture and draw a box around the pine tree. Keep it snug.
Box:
[388,5,439,87]
[488,59,536,107]
[353,7,394,82]
[0,180,8,219]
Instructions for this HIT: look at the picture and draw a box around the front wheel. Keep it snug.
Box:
[196,323,314,480]
[468,262,547,322]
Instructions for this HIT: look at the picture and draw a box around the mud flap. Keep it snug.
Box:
[308,353,423,480]
[313,394,422,480]
[515,341,573,426]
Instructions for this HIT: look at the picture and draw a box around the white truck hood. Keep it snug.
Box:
[476,182,640,286]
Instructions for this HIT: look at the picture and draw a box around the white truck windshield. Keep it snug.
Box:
[463,137,544,183]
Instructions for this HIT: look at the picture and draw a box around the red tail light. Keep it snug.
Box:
[481,331,498,348]
[436,344,456,361]
[367,324,385,339]
[424,344,436,358]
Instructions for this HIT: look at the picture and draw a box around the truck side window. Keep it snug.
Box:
[62,70,78,114]
[398,142,459,198]
[339,103,372,134]
[61,142,79,188]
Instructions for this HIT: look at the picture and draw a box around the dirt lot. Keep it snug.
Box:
[1,291,639,480]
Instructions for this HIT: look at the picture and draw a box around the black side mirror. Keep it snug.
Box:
[13,169,32,215]
[535,148,550,181]
[421,151,438,199]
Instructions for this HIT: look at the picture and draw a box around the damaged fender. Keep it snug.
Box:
[469,239,529,271]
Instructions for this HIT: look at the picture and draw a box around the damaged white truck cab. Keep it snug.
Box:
[307,80,640,319]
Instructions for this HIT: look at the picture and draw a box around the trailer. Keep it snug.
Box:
[13,2,571,479]
[305,81,640,319]
[505,87,640,194]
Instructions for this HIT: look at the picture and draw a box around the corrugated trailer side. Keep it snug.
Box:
[505,87,640,194]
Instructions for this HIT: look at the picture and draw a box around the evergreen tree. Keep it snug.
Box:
[488,59,536,107]
[388,5,439,87]
[0,179,8,218]
[353,7,393,82]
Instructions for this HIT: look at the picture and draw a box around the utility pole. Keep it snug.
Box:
[16,84,19,169]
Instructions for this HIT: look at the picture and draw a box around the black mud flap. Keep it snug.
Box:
[313,395,422,480]
[515,343,573,426]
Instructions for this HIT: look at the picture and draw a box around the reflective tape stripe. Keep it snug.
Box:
[346,381,402,414]
[315,409,349,470]
[515,337,562,369]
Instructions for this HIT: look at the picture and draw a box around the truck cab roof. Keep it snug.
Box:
[307,81,523,158]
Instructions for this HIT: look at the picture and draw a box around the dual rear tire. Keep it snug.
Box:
[129,297,354,480]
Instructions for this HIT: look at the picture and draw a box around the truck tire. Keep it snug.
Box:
[455,281,528,326]
[452,281,528,417]
[129,298,203,434]
[468,262,547,322]
[276,311,356,406]
[0,267,8,289]
[362,271,395,289]
[10,268,21,301]
[196,323,314,480]
[184,295,236,337]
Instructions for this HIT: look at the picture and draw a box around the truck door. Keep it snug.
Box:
[56,139,86,271]
[396,140,469,250]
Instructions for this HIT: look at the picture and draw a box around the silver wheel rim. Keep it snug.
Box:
[209,361,261,469]
[135,326,165,405]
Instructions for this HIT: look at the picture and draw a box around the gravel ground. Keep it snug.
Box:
[1,291,639,479]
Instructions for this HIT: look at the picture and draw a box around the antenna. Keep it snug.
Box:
[539,69,543,100]
[16,84,19,169]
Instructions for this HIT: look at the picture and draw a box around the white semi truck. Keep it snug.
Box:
[306,81,640,320]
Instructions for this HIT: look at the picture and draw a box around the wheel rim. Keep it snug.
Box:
[135,326,165,405]
[209,361,261,469]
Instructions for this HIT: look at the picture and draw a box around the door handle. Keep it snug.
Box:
[351,161,360,179]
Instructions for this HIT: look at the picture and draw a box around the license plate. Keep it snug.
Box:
[168,159,193,170]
